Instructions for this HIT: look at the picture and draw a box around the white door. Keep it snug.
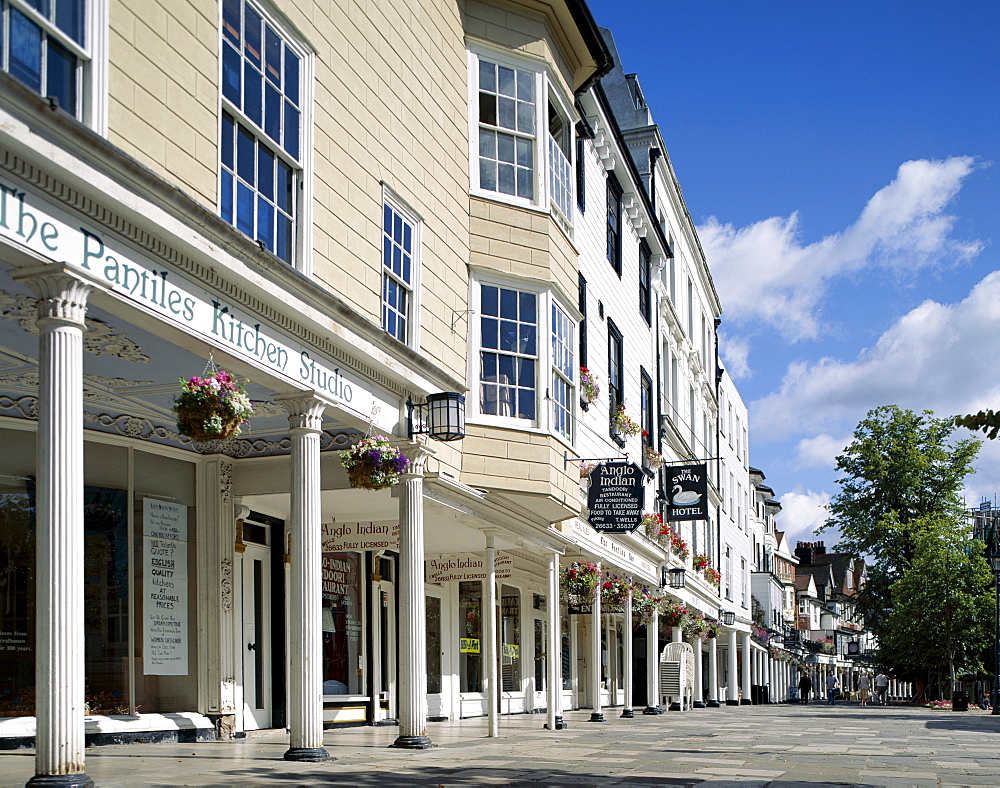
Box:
[372,578,397,722]
[426,587,447,719]
[241,544,271,729]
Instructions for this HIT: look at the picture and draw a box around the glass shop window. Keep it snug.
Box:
[501,586,521,692]
[459,581,482,693]
[321,551,363,695]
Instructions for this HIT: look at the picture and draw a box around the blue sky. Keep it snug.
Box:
[587,0,1000,544]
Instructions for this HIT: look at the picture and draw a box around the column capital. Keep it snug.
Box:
[12,263,108,328]
[274,392,330,433]
[400,443,433,476]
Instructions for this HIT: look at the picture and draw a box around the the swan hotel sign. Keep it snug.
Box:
[666,464,709,522]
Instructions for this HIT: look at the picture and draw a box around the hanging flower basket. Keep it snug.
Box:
[173,370,253,441]
[580,367,600,404]
[632,589,662,626]
[339,435,409,490]
[684,611,711,641]
[561,561,601,603]
[659,601,689,634]
[600,574,633,612]
[641,512,663,541]
[642,445,665,471]
[611,403,641,439]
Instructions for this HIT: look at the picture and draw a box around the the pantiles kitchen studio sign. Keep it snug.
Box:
[586,461,644,534]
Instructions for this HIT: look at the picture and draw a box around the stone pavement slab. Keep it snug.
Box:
[2,702,1000,786]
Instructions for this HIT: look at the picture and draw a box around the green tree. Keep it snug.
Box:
[954,410,1000,440]
[878,520,993,699]
[821,406,983,689]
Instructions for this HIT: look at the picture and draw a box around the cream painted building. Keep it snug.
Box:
[0,1,776,784]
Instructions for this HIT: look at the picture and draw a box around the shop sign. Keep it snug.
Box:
[665,463,709,522]
[0,175,394,431]
[322,521,399,552]
[586,462,644,533]
[568,602,593,615]
[502,643,519,658]
[460,638,480,653]
[142,498,188,676]
[425,552,513,583]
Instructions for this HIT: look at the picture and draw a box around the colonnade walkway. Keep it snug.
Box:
[2,702,999,786]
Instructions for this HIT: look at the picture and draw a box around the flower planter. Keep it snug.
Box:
[340,435,409,491]
[173,370,253,441]
[175,406,243,441]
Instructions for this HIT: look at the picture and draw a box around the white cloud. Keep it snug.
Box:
[793,433,850,471]
[719,331,751,379]
[775,489,831,545]
[752,270,1000,440]
[700,157,982,344]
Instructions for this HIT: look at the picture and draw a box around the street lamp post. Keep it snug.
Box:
[989,552,1000,716]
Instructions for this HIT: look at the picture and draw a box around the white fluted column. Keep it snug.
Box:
[707,634,720,707]
[392,446,432,749]
[17,266,99,788]
[741,633,752,705]
[621,590,633,718]
[692,635,705,707]
[589,564,604,721]
[545,552,564,730]
[485,532,499,737]
[643,609,660,714]
[276,394,330,762]
[727,630,739,705]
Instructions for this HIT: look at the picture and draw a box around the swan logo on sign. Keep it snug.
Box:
[666,464,708,522]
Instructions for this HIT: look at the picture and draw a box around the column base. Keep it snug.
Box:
[668,702,681,711]
[706,700,720,707]
[544,715,567,729]
[390,735,433,750]
[740,699,752,705]
[589,712,605,722]
[620,707,634,718]
[692,701,706,708]
[283,747,333,762]
[725,700,740,706]
[27,775,94,788]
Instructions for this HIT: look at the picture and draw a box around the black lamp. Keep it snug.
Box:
[407,393,466,442]
[663,567,686,589]
[719,608,735,626]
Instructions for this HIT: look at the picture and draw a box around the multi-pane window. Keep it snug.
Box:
[480,284,537,420]
[382,201,415,343]
[551,303,574,439]
[639,240,651,323]
[477,58,535,201]
[607,174,622,275]
[220,0,301,264]
[547,101,571,220]
[640,369,653,448]
[607,319,623,418]
[3,0,86,117]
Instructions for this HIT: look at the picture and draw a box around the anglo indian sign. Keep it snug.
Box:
[321,521,399,552]
[425,552,513,583]
[586,461,644,533]
[665,463,709,522]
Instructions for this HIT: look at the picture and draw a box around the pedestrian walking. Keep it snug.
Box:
[858,673,872,706]
[826,673,840,705]
[798,672,812,704]
[875,672,890,706]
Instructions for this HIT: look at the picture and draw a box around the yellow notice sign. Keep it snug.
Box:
[460,638,481,653]
[502,643,519,658]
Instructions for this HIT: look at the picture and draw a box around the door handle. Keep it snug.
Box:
[247,642,256,651]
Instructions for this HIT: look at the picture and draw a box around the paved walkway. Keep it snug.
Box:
[3,703,999,786]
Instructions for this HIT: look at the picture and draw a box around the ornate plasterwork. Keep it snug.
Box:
[220,558,233,613]
[0,395,357,457]
[219,460,234,504]
[1,290,149,362]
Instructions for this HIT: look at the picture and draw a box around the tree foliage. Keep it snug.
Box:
[954,410,1000,440]
[821,406,986,688]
